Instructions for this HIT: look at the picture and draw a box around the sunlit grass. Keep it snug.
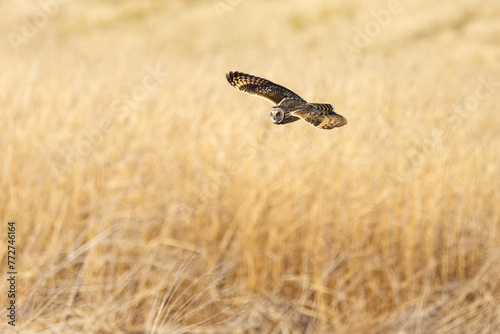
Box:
[0,0,499,332]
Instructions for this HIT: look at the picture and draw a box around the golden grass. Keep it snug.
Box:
[1,0,499,332]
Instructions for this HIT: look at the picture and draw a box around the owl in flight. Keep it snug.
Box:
[226,71,347,130]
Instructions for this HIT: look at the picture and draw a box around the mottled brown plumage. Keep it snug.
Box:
[226,71,347,130]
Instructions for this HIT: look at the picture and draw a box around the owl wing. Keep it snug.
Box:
[226,71,306,105]
[292,103,347,129]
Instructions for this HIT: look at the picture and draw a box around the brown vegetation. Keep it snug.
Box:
[1,0,499,332]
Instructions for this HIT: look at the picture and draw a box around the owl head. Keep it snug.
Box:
[268,107,284,124]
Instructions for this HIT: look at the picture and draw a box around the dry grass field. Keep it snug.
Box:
[1,0,500,333]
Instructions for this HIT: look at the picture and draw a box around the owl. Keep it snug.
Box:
[226,71,347,130]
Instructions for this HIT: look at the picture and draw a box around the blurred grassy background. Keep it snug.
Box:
[0,0,499,332]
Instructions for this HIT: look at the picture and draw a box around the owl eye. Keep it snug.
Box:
[275,111,283,122]
[270,112,274,116]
